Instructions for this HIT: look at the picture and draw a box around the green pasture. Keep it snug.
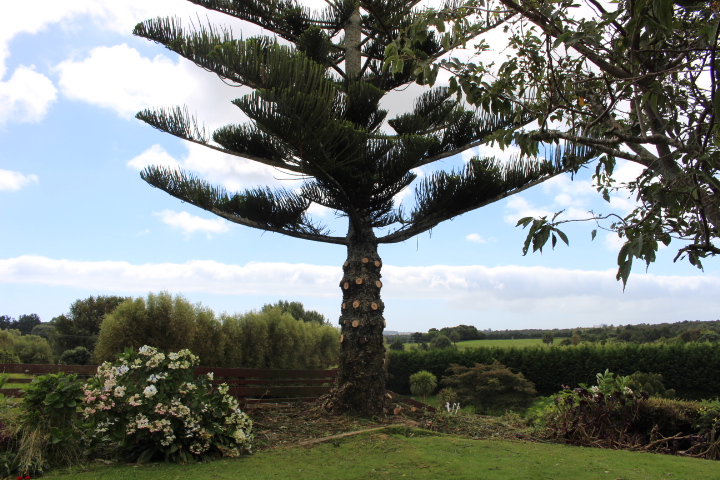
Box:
[456,338,554,349]
[45,428,720,480]
[404,338,558,350]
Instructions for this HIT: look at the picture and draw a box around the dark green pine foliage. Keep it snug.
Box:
[133,0,591,416]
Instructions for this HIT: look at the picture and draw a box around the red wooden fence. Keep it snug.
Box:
[0,363,337,405]
[0,364,436,411]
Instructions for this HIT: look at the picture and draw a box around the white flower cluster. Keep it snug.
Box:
[83,345,253,460]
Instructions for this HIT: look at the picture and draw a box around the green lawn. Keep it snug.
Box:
[45,428,720,480]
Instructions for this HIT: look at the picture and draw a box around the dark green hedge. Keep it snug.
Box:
[387,343,720,399]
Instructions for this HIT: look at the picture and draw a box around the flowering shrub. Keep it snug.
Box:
[83,346,252,463]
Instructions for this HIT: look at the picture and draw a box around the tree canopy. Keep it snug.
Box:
[51,295,128,353]
[0,314,42,335]
[390,0,720,286]
[261,300,328,324]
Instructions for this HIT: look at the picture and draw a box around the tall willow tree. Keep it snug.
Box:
[134,0,588,415]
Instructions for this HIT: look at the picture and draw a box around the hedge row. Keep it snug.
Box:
[387,343,720,399]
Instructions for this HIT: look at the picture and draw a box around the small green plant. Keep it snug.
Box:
[59,346,93,365]
[627,371,675,399]
[429,335,453,350]
[83,345,252,464]
[2,372,86,477]
[409,371,438,404]
[441,362,537,415]
[437,387,457,407]
[388,338,405,351]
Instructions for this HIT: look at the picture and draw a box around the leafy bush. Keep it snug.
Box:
[430,335,453,350]
[220,307,339,369]
[540,370,645,447]
[442,362,537,415]
[1,372,85,477]
[83,346,253,463]
[389,338,405,351]
[627,371,676,399]
[0,350,20,363]
[0,330,53,364]
[59,346,93,365]
[437,388,458,409]
[93,292,217,364]
[409,371,437,403]
[537,370,720,459]
[95,292,340,369]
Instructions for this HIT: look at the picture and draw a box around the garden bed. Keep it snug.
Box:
[245,398,526,451]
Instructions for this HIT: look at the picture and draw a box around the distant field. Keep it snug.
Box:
[403,338,559,349]
[457,338,555,349]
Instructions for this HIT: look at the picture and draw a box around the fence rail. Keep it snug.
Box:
[0,363,337,405]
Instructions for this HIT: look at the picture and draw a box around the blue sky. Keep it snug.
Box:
[1,0,718,333]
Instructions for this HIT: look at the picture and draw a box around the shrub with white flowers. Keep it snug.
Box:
[83,346,252,463]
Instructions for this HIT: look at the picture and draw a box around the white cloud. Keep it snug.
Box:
[0,169,39,191]
[2,256,719,328]
[465,233,487,244]
[57,44,200,119]
[127,144,293,191]
[182,143,291,190]
[613,159,646,184]
[503,196,555,224]
[604,231,625,252]
[0,0,224,75]
[0,66,57,125]
[466,143,522,164]
[154,210,229,236]
[503,169,634,226]
[0,255,340,297]
[127,144,180,171]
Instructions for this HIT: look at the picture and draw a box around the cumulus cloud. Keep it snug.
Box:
[0,0,226,72]
[127,144,181,171]
[127,144,294,191]
[465,233,487,244]
[154,210,230,236]
[0,169,39,191]
[503,196,555,225]
[2,255,718,328]
[56,44,201,119]
[0,255,340,297]
[0,66,57,125]
[503,160,643,228]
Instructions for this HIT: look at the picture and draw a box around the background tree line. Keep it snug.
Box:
[390,320,720,346]
[0,293,337,368]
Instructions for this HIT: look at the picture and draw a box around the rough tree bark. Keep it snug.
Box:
[326,217,388,415]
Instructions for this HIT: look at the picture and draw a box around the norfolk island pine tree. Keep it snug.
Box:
[133,0,593,416]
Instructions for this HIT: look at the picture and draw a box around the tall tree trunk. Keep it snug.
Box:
[326,220,388,415]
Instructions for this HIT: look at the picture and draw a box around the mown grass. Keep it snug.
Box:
[45,428,720,480]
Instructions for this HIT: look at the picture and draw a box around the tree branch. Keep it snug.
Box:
[211,209,348,245]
